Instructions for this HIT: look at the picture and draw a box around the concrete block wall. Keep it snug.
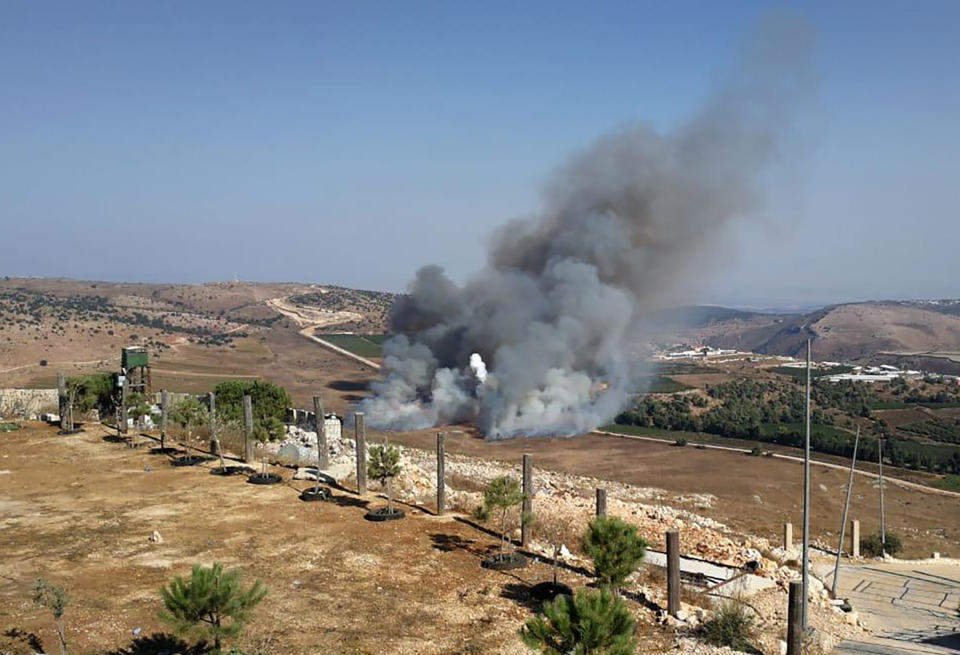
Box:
[0,388,59,418]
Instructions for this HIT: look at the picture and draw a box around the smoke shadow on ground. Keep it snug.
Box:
[107,633,206,655]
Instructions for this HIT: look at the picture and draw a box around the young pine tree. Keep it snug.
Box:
[32,578,69,655]
[367,442,402,513]
[521,587,637,655]
[477,475,527,558]
[159,562,267,651]
[581,516,648,593]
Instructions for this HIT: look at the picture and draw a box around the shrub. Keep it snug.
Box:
[521,587,637,655]
[39,359,48,367]
[67,372,116,417]
[159,562,267,651]
[748,445,763,457]
[700,600,755,651]
[860,531,903,557]
[582,516,648,592]
[213,380,290,424]
[674,438,688,447]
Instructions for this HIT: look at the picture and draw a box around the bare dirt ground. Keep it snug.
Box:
[3,423,637,655]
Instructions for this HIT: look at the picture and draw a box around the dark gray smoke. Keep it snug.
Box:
[362,19,811,438]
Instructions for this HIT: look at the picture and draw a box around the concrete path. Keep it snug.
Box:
[822,563,960,654]
[644,549,776,595]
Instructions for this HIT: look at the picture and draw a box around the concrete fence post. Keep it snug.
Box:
[355,412,367,495]
[208,392,218,455]
[436,432,446,516]
[787,580,803,655]
[314,395,328,469]
[120,378,129,435]
[667,530,681,617]
[242,395,254,463]
[596,488,607,516]
[57,371,71,432]
[521,453,533,547]
[160,389,169,450]
[850,520,860,558]
[784,522,794,551]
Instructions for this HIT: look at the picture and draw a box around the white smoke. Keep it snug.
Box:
[361,18,811,438]
[469,353,488,384]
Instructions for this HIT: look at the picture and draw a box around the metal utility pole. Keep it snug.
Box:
[801,338,811,629]
[832,427,860,596]
[878,439,886,554]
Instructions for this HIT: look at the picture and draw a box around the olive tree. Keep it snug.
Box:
[367,442,402,514]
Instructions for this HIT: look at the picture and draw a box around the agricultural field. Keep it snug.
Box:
[317,333,386,359]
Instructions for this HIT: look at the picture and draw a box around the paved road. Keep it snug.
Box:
[822,563,960,654]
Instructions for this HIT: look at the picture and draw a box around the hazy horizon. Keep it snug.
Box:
[2,2,958,307]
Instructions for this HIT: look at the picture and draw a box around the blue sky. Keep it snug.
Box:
[1,1,957,307]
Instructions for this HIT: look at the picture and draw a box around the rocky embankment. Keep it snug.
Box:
[273,424,866,653]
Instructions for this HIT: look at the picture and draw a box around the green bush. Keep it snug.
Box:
[521,587,637,655]
[860,531,903,557]
[67,372,117,416]
[213,380,290,424]
[748,445,763,457]
[159,563,267,651]
[582,516,648,591]
[701,600,755,651]
[674,438,688,447]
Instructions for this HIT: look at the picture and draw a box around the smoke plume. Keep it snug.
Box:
[362,19,810,438]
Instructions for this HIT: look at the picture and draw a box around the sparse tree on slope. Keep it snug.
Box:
[159,562,267,651]
[521,587,637,655]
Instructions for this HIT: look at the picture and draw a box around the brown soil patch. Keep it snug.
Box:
[0,423,673,655]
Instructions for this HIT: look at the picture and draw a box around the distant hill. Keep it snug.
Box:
[648,305,762,329]
[685,300,960,368]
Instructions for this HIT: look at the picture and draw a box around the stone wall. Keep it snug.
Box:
[0,388,59,418]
